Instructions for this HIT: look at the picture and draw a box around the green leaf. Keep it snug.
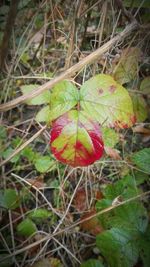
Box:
[131,148,150,174]
[17,218,37,237]
[138,227,150,267]
[133,170,149,185]
[4,189,20,210]
[132,94,148,122]
[28,208,52,223]
[50,80,79,121]
[21,146,38,162]
[2,147,20,163]
[34,156,57,173]
[35,105,51,122]
[140,76,150,94]
[113,47,140,84]
[96,176,148,233]
[20,84,51,105]
[101,127,119,148]
[80,74,135,128]
[81,259,104,267]
[50,110,104,167]
[96,228,139,267]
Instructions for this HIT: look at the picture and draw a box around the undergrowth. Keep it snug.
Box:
[0,1,150,267]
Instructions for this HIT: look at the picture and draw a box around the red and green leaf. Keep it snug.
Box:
[80,74,135,128]
[50,110,104,167]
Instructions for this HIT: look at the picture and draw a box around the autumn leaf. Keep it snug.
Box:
[80,209,104,236]
[113,47,141,84]
[50,110,104,167]
[80,74,135,128]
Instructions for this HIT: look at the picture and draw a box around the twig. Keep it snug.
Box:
[0,21,138,112]
[0,0,20,70]
[0,125,46,167]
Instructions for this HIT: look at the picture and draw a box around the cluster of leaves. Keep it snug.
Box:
[21,73,135,167]
[81,171,150,267]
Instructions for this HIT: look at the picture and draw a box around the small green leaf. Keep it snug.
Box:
[4,189,20,210]
[35,105,51,123]
[101,127,119,148]
[34,156,56,173]
[131,148,150,174]
[113,47,140,84]
[20,84,51,105]
[132,94,148,122]
[2,147,20,163]
[140,76,150,94]
[17,218,37,237]
[28,208,52,223]
[21,146,38,162]
[80,74,135,128]
[96,228,139,267]
[81,259,104,267]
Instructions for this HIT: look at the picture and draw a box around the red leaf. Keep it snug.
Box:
[80,209,104,236]
[74,188,104,212]
[50,110,104,167]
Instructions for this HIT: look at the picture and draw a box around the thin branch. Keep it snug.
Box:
[0,0,20,70]
[0,125,46,167]
[0,21,138,112]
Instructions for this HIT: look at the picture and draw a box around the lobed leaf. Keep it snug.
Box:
[80,74,135,128]
[50,110,104,167]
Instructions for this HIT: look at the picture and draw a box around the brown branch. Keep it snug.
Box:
[0,125,46,168]
[0,21,138,112]
[114,0,135,22]
[0,0,20,70]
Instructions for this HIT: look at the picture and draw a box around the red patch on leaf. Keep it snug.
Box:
[109,85,116,93]
[98,88,104,94]
[130,115,136,124]
[80,209,104,236]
